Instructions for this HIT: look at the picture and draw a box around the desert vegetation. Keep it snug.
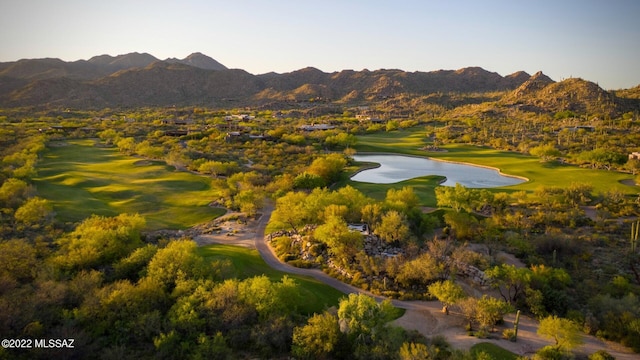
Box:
[0,81,639,359]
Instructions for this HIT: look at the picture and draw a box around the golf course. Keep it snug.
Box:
[34,139,226,230]
[351,129,639,201]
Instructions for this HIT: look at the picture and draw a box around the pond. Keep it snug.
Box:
[351,154,526,188]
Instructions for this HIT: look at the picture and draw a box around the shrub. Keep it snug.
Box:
[287,259,313,268]
[588,350,615,360]
[503,328,517,342]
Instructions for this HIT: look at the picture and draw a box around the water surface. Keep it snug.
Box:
[351,154,525,188]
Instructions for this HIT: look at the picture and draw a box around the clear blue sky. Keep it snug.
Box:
[1,0,639,89]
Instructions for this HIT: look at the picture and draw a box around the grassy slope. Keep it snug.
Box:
[196,244,344,314]
[34,139,226,230]
[353,129,639,199]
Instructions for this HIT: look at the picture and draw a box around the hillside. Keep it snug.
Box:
[0,52,639,113]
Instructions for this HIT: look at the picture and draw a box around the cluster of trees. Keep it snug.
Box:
[0,208,305,359]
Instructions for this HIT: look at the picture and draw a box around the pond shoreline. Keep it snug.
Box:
[350,152,529,186]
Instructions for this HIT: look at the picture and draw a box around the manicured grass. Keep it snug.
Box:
[355,129,639,197]
[34,139,226,230]
[196,244,345,314]
[346,175,445,207]
[470,342,519,360]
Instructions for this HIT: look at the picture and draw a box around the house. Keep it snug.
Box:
[298,124,335,131]
[348,223,369,235]
[630,152,640,160]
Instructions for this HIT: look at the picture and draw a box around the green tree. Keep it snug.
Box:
[578,148,627,170]
[428,280,466,314]
[475,295,512,332]
[0,178,33,209]
[398,342,433,360]
[361,202,383,232]
[435,183,477,213]
[0,239,38,282]
[54,213,146,270]
[269,191,310,233]
[375,210,410,244]
[145,239,209,289]
[233,189,263,217]
[337,293,396,358]
[396,253,445,287]
[292,312,342,359]
[530,144,561,162]
[385,186,420,213]
[293,172,326,189]
[116,136,136,155]
[537,315,584,352]
[485,264,532,304]
[325,132,357,149]
[443,212,480,240]
[307,153,347,184]
[314,216,363,265]
[14,196,53,227]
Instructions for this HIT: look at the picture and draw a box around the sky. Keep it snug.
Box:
[1,0,639,89]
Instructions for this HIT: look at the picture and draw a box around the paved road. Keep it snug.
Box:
[250,204,638,359]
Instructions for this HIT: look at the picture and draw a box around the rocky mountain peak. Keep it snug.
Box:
[166,53,227,71]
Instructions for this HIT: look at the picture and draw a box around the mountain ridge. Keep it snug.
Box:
[0,52,638,113]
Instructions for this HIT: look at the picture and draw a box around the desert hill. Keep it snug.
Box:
[0,52,638,113]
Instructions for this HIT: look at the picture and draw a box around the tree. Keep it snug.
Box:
[485,264,532,304]
[0,239,38,282]
[269,191,310,233]
[233,189,263,217]
[292,312,342,359]
[54,213,146,270]
[435,183,477,213]
[307,153,347,184]
[475,295,512,332]
[385,186,419,213]
[361,202,383,232]
[428,280,466,314]
[537,315,584,352]
[530,144,561,162]
[456,297,479,331]
[116,137,136,155]
[314,216,363,265]
[337,293,396,358]
[398,342,433,360]
[293,172,325,189]
[563,182,592,208]
[578,148,627,170]
[396,253,445,287]
[14,197,53,227]
[324,132,356,149]
[443,212,480,240]
[0,178,33,209]
[375,210,410,244]
[145,239,210,289]
[624,158,640,175]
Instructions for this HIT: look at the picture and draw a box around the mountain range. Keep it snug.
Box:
[1,52,638,113]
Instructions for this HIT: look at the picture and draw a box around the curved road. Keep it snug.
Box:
[249,205,637,359]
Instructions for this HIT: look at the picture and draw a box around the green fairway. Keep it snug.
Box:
[34,139,225,230]
[197,244,345,314]
[355,129,639,197]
